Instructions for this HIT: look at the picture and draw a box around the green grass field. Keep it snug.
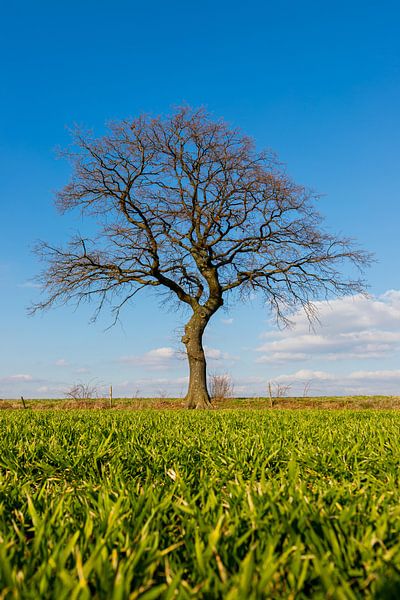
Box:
[1,410,400,598]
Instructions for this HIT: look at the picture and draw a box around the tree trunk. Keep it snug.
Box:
[182,312,212,409]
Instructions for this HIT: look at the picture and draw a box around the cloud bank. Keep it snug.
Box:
[257,291,400,363]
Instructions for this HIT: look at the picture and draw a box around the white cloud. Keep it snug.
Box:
[205,346,239,362]
[349,369,400,381]
[115,376,189,396]
[205,347,223,360]
[259,368,400,396]
[257,291,400,363]
[275,370,336,382]
[0,374,33,383]
[34,383,69,396]
[221,318,234,325]
[146,347,176,359]
[119,346,238,371]
[135,376,188,386]
[119,347,179,370]
[55,358,69,367]
[0,374,48,399]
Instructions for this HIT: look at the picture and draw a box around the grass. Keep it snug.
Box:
[1,410,400,598]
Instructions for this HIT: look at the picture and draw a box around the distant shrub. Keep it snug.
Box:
[65,383,98,401]
[209,373,233,401]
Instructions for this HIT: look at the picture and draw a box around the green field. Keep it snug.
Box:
[1,410,400,599]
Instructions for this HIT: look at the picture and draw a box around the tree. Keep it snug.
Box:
[32,107,370,408]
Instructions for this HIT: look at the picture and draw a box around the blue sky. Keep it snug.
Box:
[1,0,399,398]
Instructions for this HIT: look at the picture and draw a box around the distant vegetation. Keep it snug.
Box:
[1,410,400,597]
[1,395,400,410]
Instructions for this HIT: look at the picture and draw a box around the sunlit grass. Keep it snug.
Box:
[1,410,400,598]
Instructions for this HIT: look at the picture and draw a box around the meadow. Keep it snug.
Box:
[1,409,400,598]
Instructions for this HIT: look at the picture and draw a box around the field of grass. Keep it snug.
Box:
[1,410,400,598]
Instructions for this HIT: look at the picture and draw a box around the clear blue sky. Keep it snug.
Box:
[1,0,399,398]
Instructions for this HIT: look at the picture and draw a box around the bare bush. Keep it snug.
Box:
[268,381,292,407]
[303,380,313,397]
[65,382,98,401]
[275,383,291,398]
[209,373,233,401]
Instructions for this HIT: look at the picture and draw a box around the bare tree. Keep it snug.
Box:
[209,373,233,401]
[32,107,370,409]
